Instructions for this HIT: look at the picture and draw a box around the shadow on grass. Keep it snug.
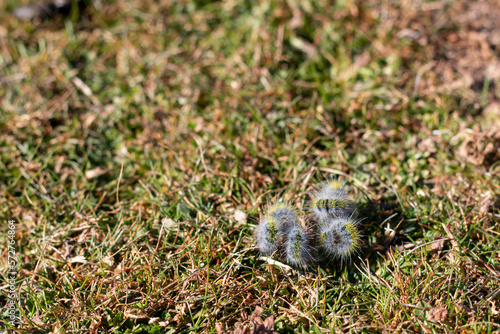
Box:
[314,197,423,282]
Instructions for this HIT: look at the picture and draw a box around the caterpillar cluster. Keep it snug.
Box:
[255,179,361,269]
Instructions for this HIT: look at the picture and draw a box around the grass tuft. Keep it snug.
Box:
[1,0,500,332]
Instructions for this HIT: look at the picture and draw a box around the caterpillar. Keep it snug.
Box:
[310,180,356,218]
[255,202,297,255]
[267,202,297,229]
[255,215,280,255]
[284,222,314,268]
[317,214,361,262]
[255,179,363,270]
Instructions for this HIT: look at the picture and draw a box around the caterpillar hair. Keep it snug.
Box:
[267,202,297,229]
[255,215,280,255]
[317,214,361,262]
[255,202,298,255]
[284,222,314,268]
[310,179,356,219]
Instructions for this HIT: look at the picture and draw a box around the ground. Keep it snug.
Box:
[1,0,500,333]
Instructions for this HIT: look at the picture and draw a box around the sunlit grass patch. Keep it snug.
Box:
[1,0,499,332]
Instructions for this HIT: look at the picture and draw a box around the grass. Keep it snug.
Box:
[1,0,500,332]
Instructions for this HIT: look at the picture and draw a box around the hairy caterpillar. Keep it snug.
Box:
[267,202,297,228]
[255,178,363,270]
[317,214,361,262]
[284,222,314,268]
[255,202,297,255]
[310,180,356,218]
[255,215,280,255]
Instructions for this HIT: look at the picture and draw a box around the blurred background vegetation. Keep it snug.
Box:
[1,0,499,332]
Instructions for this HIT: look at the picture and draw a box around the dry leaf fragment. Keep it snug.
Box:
[249,306,276,334]
[479,192,496,216]
[113,261,125,274]
[216,322,226,334]
[492,301,499,316]
[85,167,108,179]
[124,308,148,319]
[101,256,114,267]
[221,306,278,334]
[416,189,427,197]
[427,306,448,322]
[148,316,171,327]
[262,314,275,331]
[258,256,292,273]
[161,217,176,229]
[417,137,436,153]
[430,237,445,252]
[70,255,88,264]
[457,126,500,167]
[234,323,250,334]
[250,306,264,323]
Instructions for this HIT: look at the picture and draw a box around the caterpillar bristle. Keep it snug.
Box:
[317,214,361,263]
[266,201,298,215]
[267,201,298,229]
[255,216,280,255]
[256,178,364,270]
[284,222,314,268]
[255,201,299,255]
[310,179,356,218]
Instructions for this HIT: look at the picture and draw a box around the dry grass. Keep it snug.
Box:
[1,0,500,333]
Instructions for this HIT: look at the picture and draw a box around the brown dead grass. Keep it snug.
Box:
[0,0,500,333]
